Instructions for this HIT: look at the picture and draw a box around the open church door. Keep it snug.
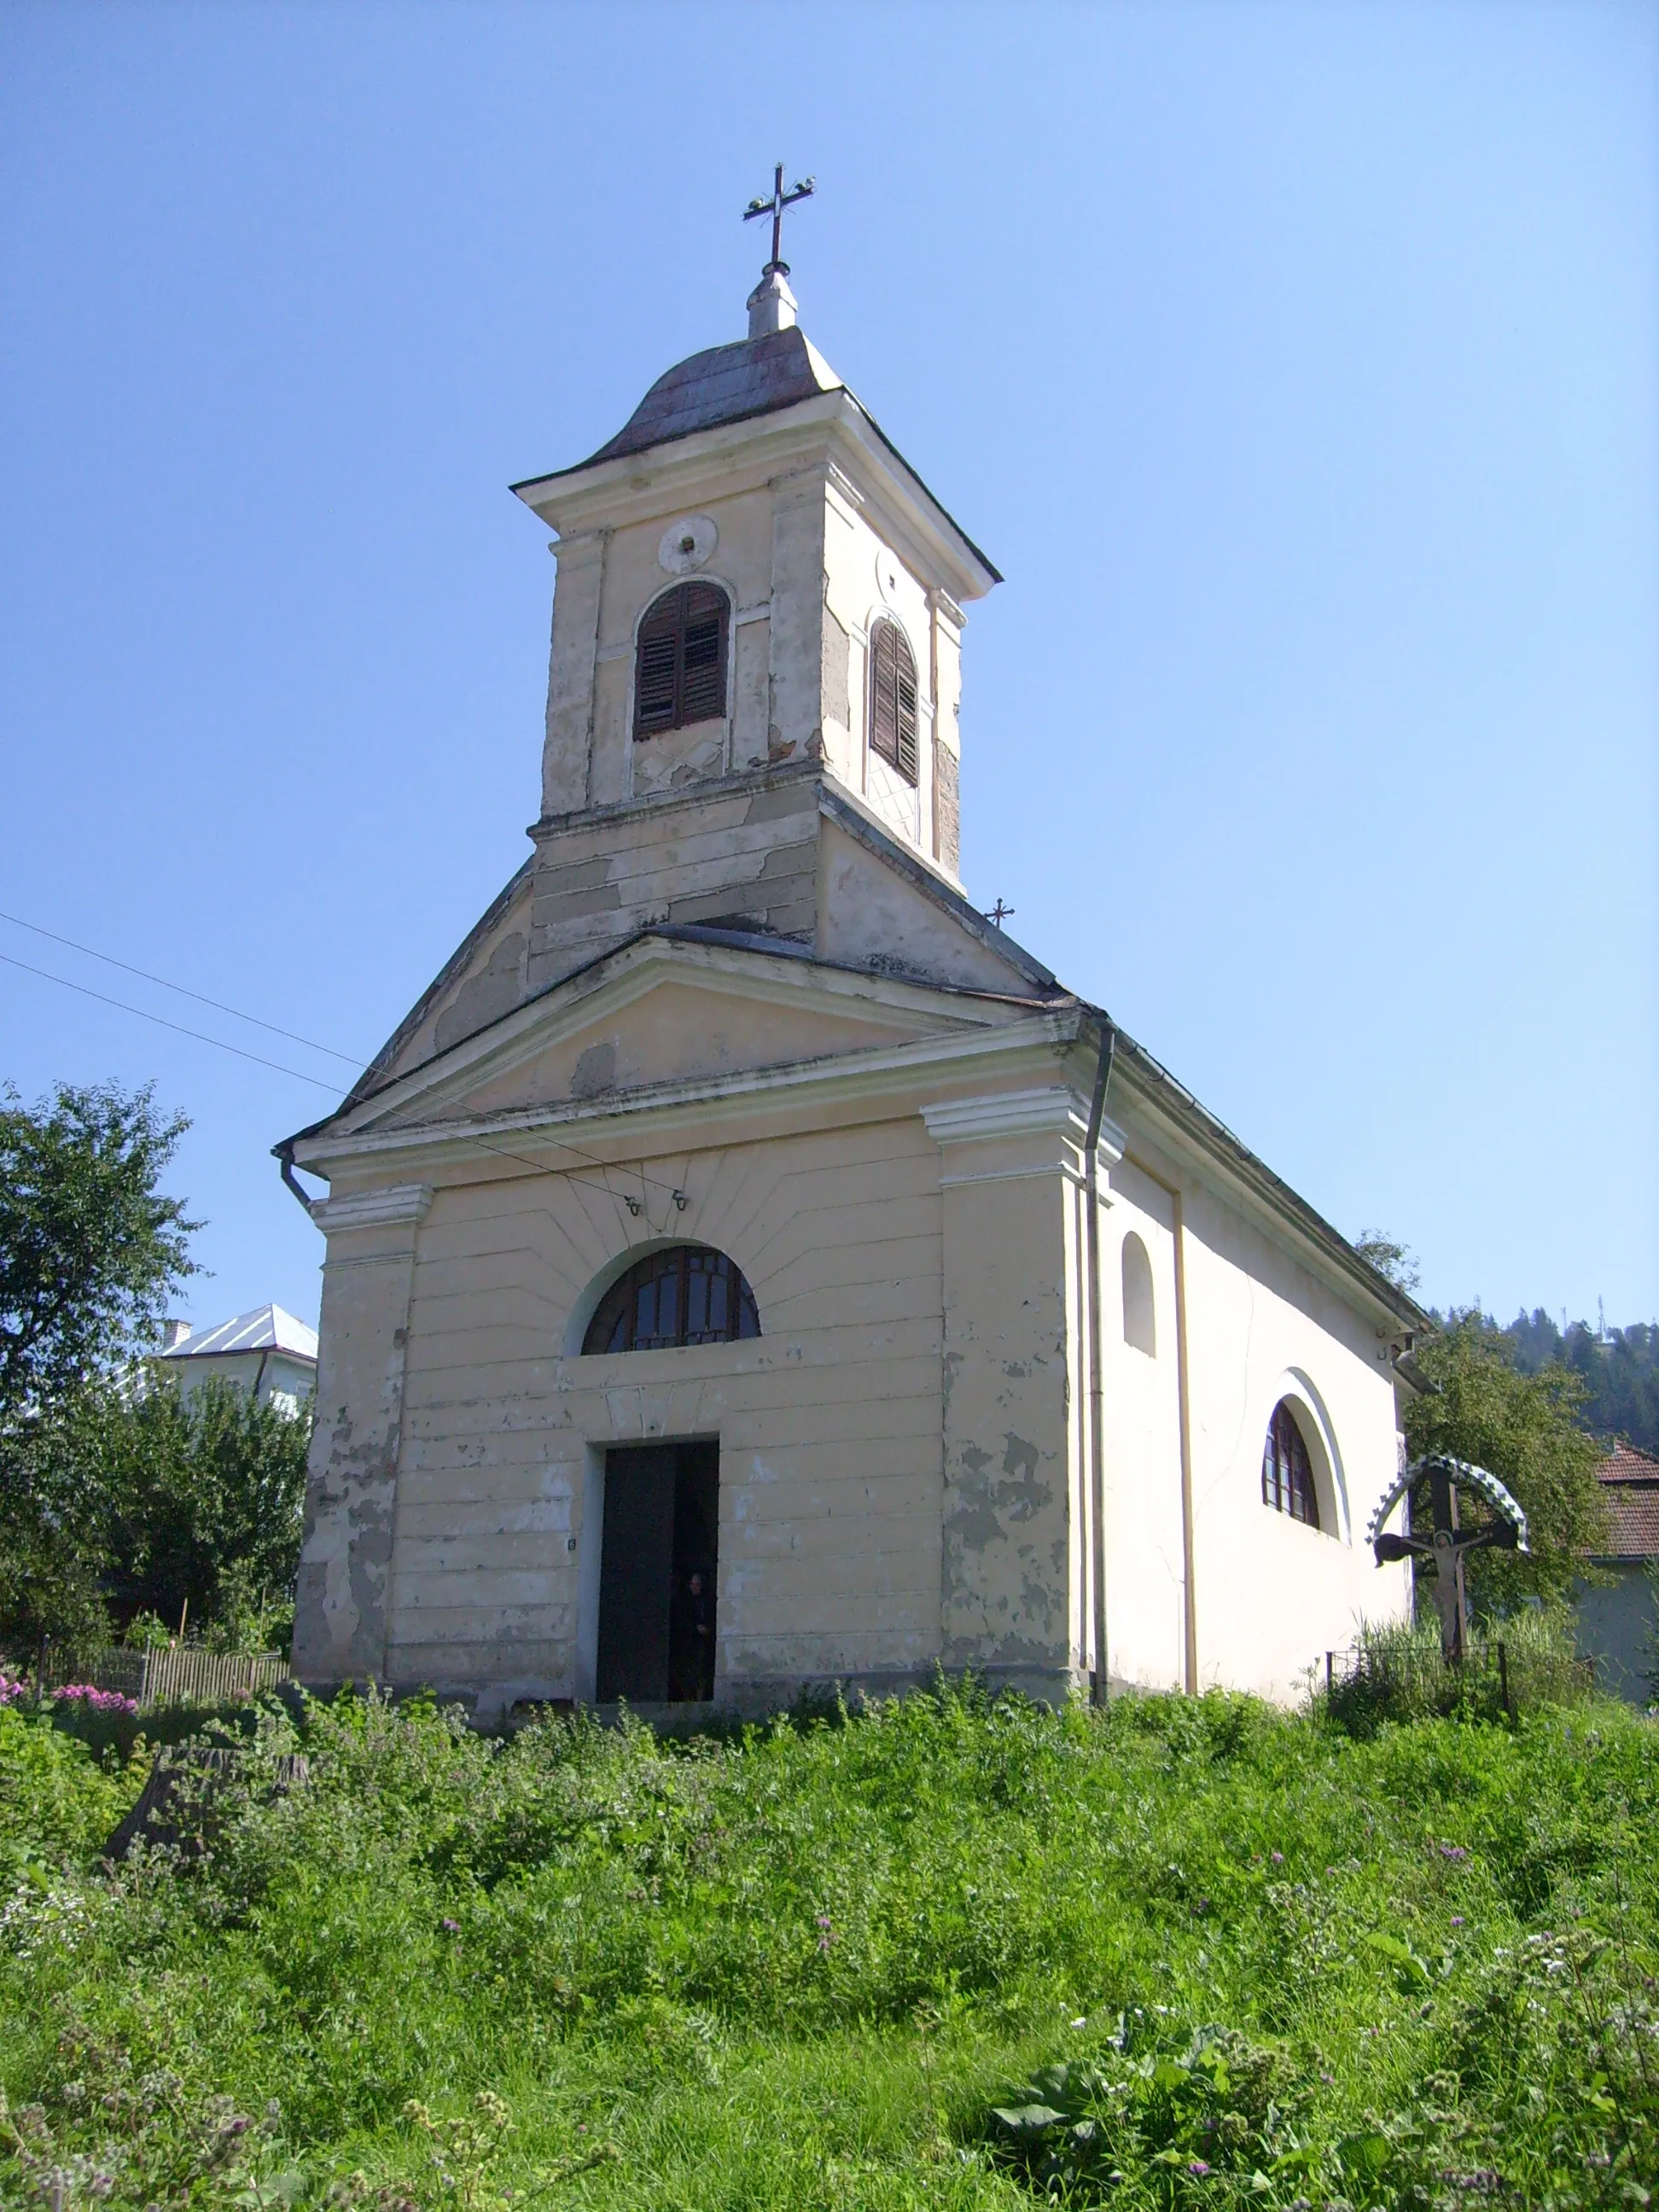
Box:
[595,1442,719,1703]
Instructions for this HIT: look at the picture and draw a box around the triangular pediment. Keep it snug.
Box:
[330,934,1023,1138]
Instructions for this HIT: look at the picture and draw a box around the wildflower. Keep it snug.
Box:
[440,1918,461,1934]
[50,1685,137,1716]
[1190,1896,1211,1916]
[1188,2159,1212,2176]
[1450,1915,1465,1927]
[1271,1850,1284,1864]
[1438,1843,1469,1861]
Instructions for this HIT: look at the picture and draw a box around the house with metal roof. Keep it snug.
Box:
[1575,1441,1659,1703]
[160,1305,318,1417]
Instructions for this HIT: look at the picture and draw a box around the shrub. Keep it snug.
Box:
[0,1680,1655,2207]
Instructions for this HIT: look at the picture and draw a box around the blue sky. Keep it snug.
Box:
[2,1,1654,1334]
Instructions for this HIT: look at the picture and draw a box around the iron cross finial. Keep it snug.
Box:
[744,162,816,271]
[986,899,1016,928]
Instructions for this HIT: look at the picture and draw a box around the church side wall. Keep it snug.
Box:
[1097,1163,1189,1694]
[1173,1160,1412,1701]
[380,1116,947,1713]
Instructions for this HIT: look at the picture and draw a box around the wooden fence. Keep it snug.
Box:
[38,1644,290,1711]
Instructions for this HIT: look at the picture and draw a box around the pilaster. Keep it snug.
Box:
[767,471,830,762]
[541,531,608,817]
[291,1183,433,1686]
[923,1088,1091,1702]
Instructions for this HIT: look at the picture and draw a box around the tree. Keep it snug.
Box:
[1404,1310,1609,1613]
[1353,1230,1421,1295]
[0,1079,205,1653]
[93,1377,310,1648]
[0,1080,197,1417]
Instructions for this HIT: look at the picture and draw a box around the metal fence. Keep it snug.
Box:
[1320,1633,1595,1733]
[34,1644,289,1711]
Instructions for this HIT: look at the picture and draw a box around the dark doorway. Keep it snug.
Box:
[595,1441,719,1703]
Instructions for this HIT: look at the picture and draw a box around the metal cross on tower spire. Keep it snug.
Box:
[744,162,815,271]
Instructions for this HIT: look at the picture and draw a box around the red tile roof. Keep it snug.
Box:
[1595,1443,1659,1560]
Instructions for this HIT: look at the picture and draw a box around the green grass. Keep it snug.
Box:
[1,1680,1656,2209]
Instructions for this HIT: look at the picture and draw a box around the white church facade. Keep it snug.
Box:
[282,249,1422,1720]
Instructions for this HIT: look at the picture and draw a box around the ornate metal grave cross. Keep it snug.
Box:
[744,162,816,271]
[1366,1453,1529,1661]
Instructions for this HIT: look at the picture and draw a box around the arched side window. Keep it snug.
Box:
[634,583,730,738]
[1121,1232,1155,1356]
[868,617,919,785]
[1261,1400,1320,1528]
[583,1244,760,1354]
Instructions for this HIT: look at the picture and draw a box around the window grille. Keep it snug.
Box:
[634,583,730,738]
[1261,1400,1321,1528]
[869,617,919,785]
[584,1245,760,1355]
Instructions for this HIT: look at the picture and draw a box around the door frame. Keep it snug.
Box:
[574,1434,720,1704]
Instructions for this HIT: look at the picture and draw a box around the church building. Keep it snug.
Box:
[282,232,1423,1719]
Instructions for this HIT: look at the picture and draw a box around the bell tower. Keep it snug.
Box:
[508,217,1000,995]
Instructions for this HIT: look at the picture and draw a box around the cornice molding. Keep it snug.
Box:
[921,1086,1086,1146]
[311,1184,434,1234]
[293,1016,1081,1180]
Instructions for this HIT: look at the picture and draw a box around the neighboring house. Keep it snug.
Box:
[160,1306,319,1417]
[281,251,1425,1722]
[1575,1441,1659,1704]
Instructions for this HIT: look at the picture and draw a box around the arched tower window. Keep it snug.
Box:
[583,1244,760,1354]
[634,583,730,738]
[868,617,919,785]
[1261,1400,1320,1528]
[1121,1232,1155,1356]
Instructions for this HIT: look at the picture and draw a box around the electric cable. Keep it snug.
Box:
[3,923,694,1208]
[0,952,346,1094]
[0,909,359,1063]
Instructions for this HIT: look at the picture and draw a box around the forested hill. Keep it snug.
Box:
[1499,1312,1659,1456]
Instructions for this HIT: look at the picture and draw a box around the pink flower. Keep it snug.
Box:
[51,1685,137,1715]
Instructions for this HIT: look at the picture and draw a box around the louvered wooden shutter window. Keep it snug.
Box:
[869,618,920,787]
[633,583,730,739]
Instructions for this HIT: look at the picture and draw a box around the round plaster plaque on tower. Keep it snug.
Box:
[658,515,718,574]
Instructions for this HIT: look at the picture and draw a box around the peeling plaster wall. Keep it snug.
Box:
[930,1092,1091,1703]
[815,817,1023,992]
[526,771,822,991]
[376,1117,948,1711]
[292,1190,430,1684]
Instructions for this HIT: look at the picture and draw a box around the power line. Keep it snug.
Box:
[3,928,691,1208]
[0,952,346,1094]
[0,909,360,1064]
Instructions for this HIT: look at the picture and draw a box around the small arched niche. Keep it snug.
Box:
[1121,1231,1156,1357]
[581,1243,760,1356]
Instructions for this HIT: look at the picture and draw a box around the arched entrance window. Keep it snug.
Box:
[583,1244,760,1354]
[1261,1400,1321,1528]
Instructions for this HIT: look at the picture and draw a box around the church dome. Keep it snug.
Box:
[573,326,846,471]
